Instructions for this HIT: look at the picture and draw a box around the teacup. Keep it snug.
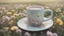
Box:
[26,5,53,27]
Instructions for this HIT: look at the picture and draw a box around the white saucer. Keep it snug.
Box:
[17,17,53,31]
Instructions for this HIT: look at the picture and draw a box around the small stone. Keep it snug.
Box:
[41,32,43,33]
[52,26,55,28]
[61,29,63,31]
[33,33,36,36]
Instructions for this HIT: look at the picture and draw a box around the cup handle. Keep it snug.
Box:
[43,9,53,21]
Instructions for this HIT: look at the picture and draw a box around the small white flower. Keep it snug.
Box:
[25,32,31,36]
[0,11,2,14]
[10,16,16,19]
[47,31,53,36]
[2,16,10,21]
[47,31,58,36]
[16,29,22,33]
[53,33,58,36]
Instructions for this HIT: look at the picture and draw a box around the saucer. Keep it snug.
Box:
[17,17,53,31]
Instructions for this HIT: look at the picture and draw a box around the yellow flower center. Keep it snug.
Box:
[7,12,12,15]
[11,26,18,31]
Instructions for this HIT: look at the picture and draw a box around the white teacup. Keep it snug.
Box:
[26,5,53,27]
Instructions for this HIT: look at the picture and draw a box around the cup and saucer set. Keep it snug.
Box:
[17,5,53,31]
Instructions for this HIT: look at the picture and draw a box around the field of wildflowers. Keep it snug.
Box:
[0,3,64,36]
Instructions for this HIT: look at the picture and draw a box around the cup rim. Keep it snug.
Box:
[26,5,44,10]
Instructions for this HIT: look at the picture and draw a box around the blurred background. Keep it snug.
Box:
[0,0,64,3]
